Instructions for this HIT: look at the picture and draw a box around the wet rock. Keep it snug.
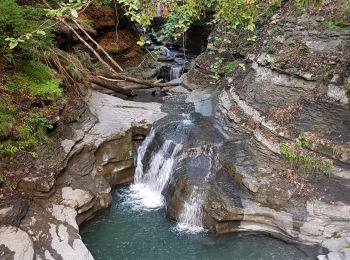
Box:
[327,252,343,260]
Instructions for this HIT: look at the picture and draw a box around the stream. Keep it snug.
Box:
[81,88,318,259]
[79,36,322,259]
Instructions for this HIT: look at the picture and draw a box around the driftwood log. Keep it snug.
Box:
[90,74,181,96]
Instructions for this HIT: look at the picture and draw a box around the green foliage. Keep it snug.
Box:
[0,0,52,58]
[160,0,215,39]
[136,35,151,46]
[321,2,350,30]
[296,132,310,148]
[344,84,350,95]
[209,56,224,80]
[295,0,324,8]
[298,43,309,54]
[0,172,12,187]
[16,125,38,148]
[0,144,18,158]
[280,144,297,163]
[0,98,17,138]
[285,38,296,46]
[0,113,53,157]
[280,143,333,176]
[28,113,54,131]
[16,113,53,148]
[223,61,239,73]
[117,0,157,27]
[214,0,257,31]
[5,61,62,101]
[264,54,274,64]
[322,20,338,30]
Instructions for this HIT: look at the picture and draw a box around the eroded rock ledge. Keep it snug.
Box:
[0,90,166,259]
[175,7,350,260]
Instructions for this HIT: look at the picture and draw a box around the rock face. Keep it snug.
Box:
[0,226,34,260]
[0,199,29,227]
[165,3,350,260]
[0,90,166,259]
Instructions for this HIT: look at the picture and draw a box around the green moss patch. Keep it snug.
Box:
[5,61,62,101]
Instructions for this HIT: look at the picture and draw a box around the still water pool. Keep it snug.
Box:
[81,188,315,260]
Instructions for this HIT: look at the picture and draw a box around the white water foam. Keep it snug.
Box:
[125,133,182,210]
[124,124,209,233]
[181,113,193,126]
[175,160,213,233]
[175,185,205,233]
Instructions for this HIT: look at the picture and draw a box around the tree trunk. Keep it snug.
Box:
[98,74,181,88]
[71,19,124,72]
[90,76,135,97]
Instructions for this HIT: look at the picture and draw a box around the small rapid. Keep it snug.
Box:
[123,115,206,231]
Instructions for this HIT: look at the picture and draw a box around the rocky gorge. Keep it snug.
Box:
[1,1,350,260]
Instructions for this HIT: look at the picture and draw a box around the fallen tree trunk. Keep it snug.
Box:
[72,19,124,72]
[98,74,181,88]
[91,75,181,96]
[90,76,135,97]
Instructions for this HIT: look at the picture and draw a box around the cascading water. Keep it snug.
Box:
[125,128,183,210]
[124,112,207,232]
[176,185,205,232]
[169,66,183,81]
[81,89,321,259]
[175,155,214,232]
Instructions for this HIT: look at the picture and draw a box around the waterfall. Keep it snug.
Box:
[175,159,213,232]
[126,114,211,233]
[125,129,182,210]
[176,186,205,233]
[169,66,183,80]
[155,2,162,17]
